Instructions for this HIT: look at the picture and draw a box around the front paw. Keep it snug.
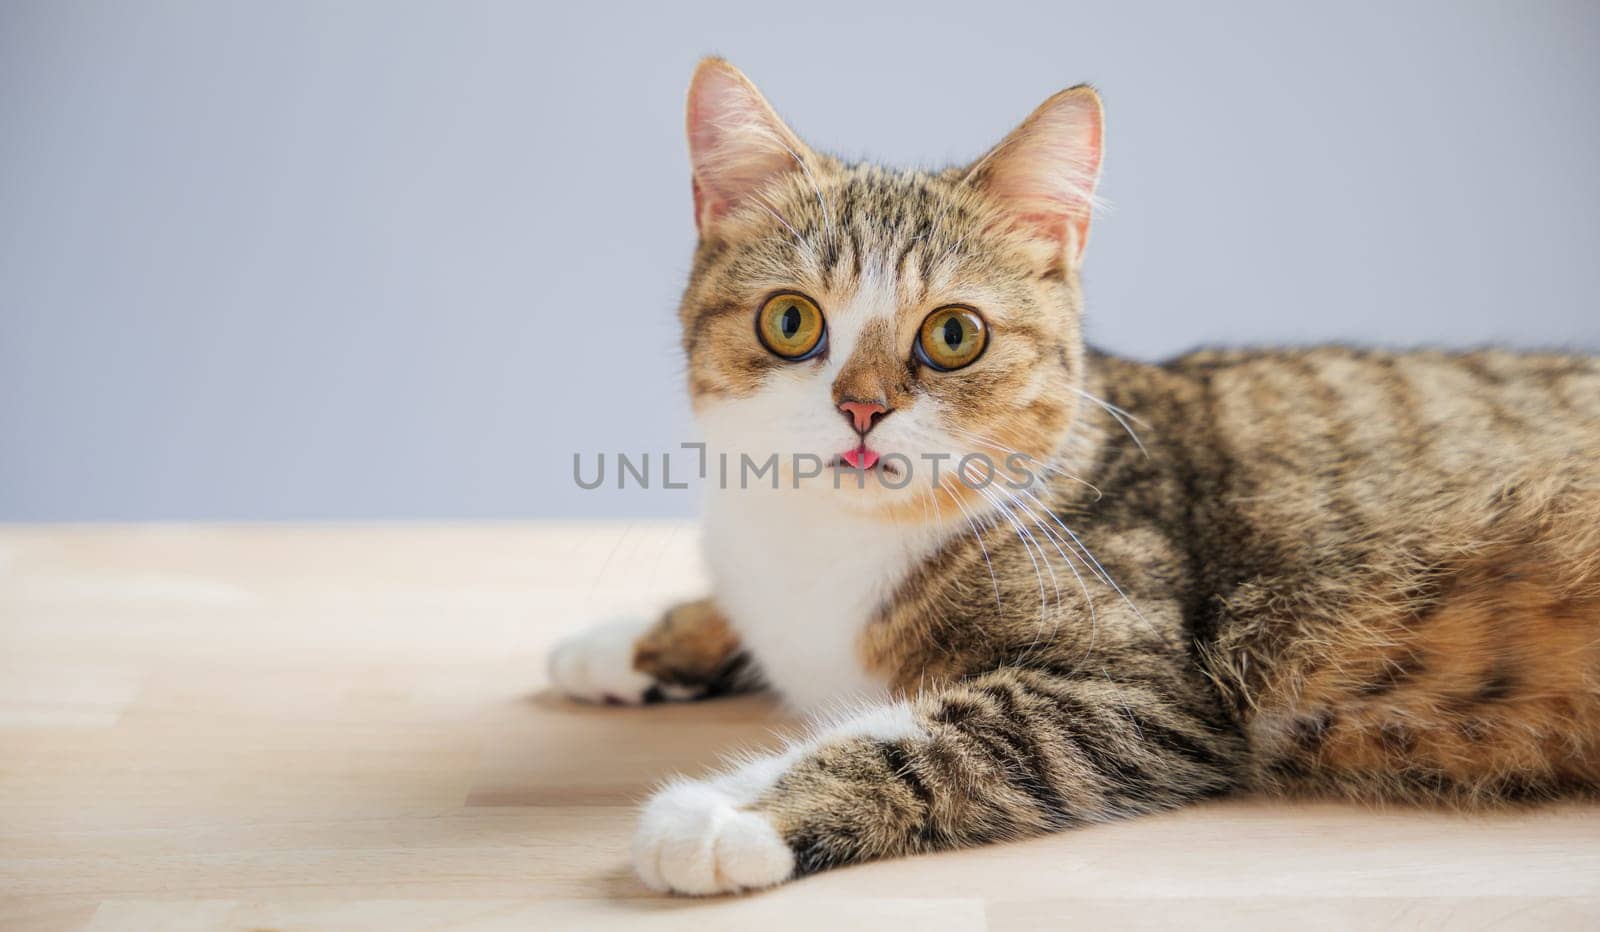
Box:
[547,619,658,705]
[634,781,795,895]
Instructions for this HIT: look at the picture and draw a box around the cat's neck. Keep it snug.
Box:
[699,484,952,710]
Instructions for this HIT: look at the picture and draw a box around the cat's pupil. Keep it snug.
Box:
[942,317,963,348]
[781,306,801,338]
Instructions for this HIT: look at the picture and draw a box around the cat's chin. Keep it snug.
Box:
[816,475,948,525]
[714,469,931,521]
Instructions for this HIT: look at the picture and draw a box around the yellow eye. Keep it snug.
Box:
[917,306,987,371]
[756,293,826,360]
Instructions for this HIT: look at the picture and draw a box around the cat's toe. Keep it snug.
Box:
[634,781,794,895]
[547,619,656,704]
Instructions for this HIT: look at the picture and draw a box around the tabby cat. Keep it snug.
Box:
[548,58,1600,895]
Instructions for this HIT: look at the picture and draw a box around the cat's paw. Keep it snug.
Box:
[547,619,657,705]
[634,781,794,895]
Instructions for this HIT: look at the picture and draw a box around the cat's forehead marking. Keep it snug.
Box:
[792,171,957,282]
[806,254,897,372]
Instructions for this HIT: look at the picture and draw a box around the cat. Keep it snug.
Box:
[548,58,1600,895]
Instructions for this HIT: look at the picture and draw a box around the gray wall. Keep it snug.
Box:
[2,0,1596,521]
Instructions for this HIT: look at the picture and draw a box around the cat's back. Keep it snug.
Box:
[1162,345,1599,475]
[1099,345,1600,803]
[1096,344,1599,557]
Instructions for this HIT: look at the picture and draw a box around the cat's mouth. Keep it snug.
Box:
[831,446,900,476]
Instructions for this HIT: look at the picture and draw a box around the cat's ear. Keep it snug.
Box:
[685,58,813,233]
[966,86,1104,265]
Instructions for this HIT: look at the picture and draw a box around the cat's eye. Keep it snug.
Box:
[756,292,826,360]
[916,306,988,371]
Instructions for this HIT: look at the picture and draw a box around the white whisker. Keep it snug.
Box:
[975,483,1055,624]
[1072,387,1149,458]
[1017,487,1174,646]
[1005,489,1096,667]
[944,425,1104,500]
[941,480,1002,609]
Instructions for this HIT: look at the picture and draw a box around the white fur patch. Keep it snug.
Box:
[812,700,926,745]
[546,618,656,704]
[634,700,924,895]
[701,488,949,710]
[634,781,795,895]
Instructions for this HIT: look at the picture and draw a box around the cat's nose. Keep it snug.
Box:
[838,399,890,436]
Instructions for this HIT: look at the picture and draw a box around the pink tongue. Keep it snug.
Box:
[841,447,880,470]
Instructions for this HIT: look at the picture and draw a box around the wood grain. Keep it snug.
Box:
[1,523,1596,930]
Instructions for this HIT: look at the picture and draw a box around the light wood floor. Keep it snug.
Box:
[1,523,1597,931]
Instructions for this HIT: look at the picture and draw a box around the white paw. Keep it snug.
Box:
[634,781,795,895]
[547,619,656,704]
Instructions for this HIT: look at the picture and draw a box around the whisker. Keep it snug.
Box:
[940,479,1002,609]
[1018,487,1175,645]
[944,426,1104,500]
[1072,387,1149,458]
[778,141,835,248]
[753,190,816,261]
[1005,489,1096,667]
[973,482,1055,624]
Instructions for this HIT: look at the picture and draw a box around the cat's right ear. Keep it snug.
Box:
[685,58,812,234]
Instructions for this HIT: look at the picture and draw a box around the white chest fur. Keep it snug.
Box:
[700,488,947,712]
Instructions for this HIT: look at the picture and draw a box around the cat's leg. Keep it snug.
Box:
[548,598,758,705]
[633,665,1240,894]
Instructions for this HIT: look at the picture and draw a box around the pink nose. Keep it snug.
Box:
[839,400,888,435]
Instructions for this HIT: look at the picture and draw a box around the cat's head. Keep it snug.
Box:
[678,59,1102,521]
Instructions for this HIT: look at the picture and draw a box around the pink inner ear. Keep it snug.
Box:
[691,178,710,233]
[971,88,1103,260]
[685,61,809,233]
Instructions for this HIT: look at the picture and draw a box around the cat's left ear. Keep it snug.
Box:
[966,86,1104,267]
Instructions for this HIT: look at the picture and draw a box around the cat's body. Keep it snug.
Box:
[1099,347,1600,802]
[548,60,1600,895]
